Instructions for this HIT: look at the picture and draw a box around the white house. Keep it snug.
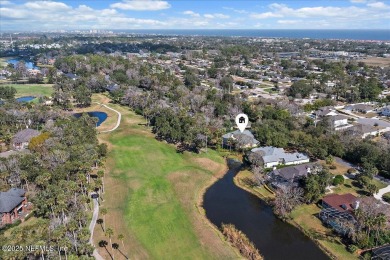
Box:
[251,146,310,168]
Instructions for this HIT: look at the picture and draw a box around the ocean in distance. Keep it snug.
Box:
[120,29,389,41]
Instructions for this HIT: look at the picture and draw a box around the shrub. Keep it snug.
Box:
[382,192,390,203]
[347,244,358,253]
[222,223,263,260]
[333,175,345,186]
[329,165,337,170]
[347,168,356,174]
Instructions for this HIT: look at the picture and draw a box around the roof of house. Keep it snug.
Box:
[223,130,254,139]
[251,146,309,164]
[271,163,314,181]
[222,130,259,145]
[352,104,374,111]
[12,129,40,144]
[64,73,79,79]
[0,188,25,213]
[314,107,338,117]
[346,123,383,135]
[322,193,358,212]
[331,115,349,122]
[105,84,120,92]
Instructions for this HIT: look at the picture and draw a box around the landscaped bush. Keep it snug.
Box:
[382,192,390,203]
[333,175,345,186]
[347,244,358,253]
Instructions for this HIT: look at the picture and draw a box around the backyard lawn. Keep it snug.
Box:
[93,94,237,260]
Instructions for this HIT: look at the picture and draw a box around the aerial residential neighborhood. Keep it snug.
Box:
[1,0,390,260]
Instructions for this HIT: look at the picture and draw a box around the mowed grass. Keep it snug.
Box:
[3,84,54,98]
[94,94,236,260]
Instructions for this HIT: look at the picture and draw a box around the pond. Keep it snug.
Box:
[16,96,36,102]
[73,111,108,127]
[6,57,38,70]
[203,159,329,260]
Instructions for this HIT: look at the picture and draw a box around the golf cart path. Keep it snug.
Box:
[94,102,121,133]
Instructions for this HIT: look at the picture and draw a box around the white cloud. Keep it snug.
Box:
[24,1,71,10]
[0,1,11,5]
[204,13,230,19]
[350,0,366,3]
[0,1,166,29]
[367,2,389,9]
[277,20,302,25]
[250,12,282,19]
[110,0,170,11]
[183,10,200,17]
[223,7,248,14]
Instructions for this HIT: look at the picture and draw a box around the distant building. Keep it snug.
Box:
[251,146,310,168]
[345,104,375,114]
[0,188,29,226]
[12,129,40,150]
[381,106,390,117]
[105,84,120,92]
[64,73,79,81]
[314,107,338,117]
[344,123,384,138]
[329,115,350,130]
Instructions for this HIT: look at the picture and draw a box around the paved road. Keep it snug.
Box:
[94,102,122,133]
[89,195,105,260]
[374,185,390,205]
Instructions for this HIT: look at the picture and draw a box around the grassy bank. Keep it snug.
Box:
[234,170,358,260]
[93,94,237,259]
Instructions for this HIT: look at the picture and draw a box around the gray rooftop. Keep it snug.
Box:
[251,146,309,164]
[0,188,25,213]
[12,129,40,144]
[271,163,314,182]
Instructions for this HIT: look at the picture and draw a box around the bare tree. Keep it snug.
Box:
[274,186,303,219]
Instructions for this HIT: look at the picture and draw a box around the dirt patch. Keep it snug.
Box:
[357,57,390,67]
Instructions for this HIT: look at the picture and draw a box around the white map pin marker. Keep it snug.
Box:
[235,113,249,133]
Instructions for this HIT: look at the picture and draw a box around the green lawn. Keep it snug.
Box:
[4,84,54,98]
[94,95,236,260]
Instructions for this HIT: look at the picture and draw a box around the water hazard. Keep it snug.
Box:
[203,159,329,260]
[73,111,108,127]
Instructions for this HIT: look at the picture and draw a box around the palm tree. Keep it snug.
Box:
[97,170,105,193]
[97,218,104,231]
[100,208,108,231]
[112,243,120,260]
[105,228,114,257]
[117,234,124,248]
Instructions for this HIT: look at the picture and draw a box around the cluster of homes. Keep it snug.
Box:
[221,126,388,253]
[311,104,390,140]
[0,128,39,226]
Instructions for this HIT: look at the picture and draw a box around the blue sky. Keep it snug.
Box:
[1,0,389,31]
